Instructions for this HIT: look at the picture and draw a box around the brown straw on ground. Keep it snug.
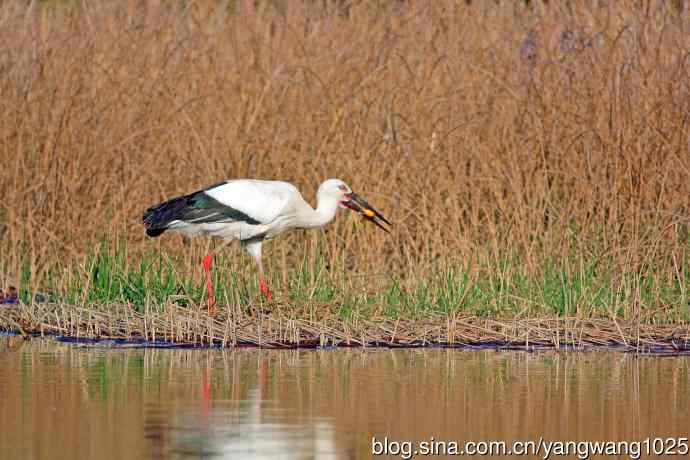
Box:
[2,303,688,352]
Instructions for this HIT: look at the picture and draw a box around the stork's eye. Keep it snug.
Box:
[338,185,348,192]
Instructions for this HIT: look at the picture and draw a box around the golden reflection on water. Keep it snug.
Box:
[0,337,689,459]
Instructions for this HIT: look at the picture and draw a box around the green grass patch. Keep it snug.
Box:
[13,241,690,324]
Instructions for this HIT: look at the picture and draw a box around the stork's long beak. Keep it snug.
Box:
[342,192,391,233]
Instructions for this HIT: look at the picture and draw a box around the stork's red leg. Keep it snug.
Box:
[245,241,273,302]
[259,277,273,302]
[203,253,216,313]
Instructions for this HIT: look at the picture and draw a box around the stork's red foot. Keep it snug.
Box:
[259,278,274,302]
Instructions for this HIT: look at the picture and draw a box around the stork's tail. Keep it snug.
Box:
[142,196,188,238]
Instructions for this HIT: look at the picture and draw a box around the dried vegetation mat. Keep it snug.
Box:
[2,302,689,354]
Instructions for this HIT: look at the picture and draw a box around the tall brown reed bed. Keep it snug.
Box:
[1,1,689,321]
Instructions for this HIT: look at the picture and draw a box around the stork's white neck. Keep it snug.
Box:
[296,191,340,229]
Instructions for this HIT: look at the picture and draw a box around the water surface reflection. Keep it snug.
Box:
[0,337,688,459]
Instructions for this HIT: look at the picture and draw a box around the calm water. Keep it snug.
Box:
[1,336,689,459]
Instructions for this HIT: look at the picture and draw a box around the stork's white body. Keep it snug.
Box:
[143,177,388,307]
[167,179,337,243]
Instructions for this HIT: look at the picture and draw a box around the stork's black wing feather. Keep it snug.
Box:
[143,185,260,237]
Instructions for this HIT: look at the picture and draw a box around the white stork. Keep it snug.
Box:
[142,179,390,311]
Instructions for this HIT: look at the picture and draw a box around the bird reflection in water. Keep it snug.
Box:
[144,353,341,459]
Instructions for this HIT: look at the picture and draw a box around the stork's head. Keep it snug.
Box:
[318,178,391,233]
